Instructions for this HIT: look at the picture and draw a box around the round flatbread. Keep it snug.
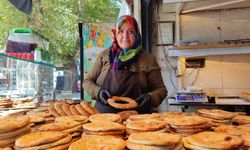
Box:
[184,132,243,149]
[83,122,126,132]
[26,115,45,123]
[26,111,51,118]
[61,103,73,116]
[15,134,72,150]
[80,101,97,115]
[165,116,209,126]
[55,116,88,123]
[0,116,30,133]
[89,113,121,123]
[54,102,67,116]
[62,125,82,134]
[39,121,81,132]
[233,115,250,125]
[129,113,161,121]
[75,104,89,116]
[15,131,68,148]
[128,132,181,146]
[47,141,71,150]
[69,105,81,116]
[198,109,236,119]
[170,122,211,129]
[0,125,31,139]
[84,129,125,135]
[126,119,167,131]
[214,125,250,136]
[49,103,60,117]
[69,136,125,150]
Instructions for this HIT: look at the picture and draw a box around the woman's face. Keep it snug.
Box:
[116,22,136,49]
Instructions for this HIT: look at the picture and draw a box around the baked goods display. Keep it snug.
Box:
[48,101,99,117]
[197,109,236,126]
[14,131,72,150]
[82,121,126,138]
[0,116,31,148]
[127,132,182,150]
[69,135,126,150]
[89,113,122,123]
[107,96,138,109]
[0,106,249,149]
[182,131,244,149]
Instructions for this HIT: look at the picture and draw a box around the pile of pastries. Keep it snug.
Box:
[1,104,250,150]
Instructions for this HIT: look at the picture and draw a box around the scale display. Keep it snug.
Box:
[175,92,208,103]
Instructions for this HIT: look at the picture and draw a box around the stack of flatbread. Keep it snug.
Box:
[0,98,13,108]
[164,115,211,136]
[14,131,72,150]
[127,113,162,122]
[26,108,55,123]
[49,101,99,117]
[0,116,31,148]
[126,132,182,150]
[39,121,82,140]
[124,113,162,125]
[69,135,126,150]
[197,109,236,126]
[233,115,250,125]
[126,119,168,135]
[82,121,126,139]
[214,125,250,148]
[182,132,244,149]
[89,113,122,123]
[55,115,89,124]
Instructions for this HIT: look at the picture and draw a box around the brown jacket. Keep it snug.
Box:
[83,49,167,107]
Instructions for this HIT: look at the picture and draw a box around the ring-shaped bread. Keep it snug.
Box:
[107,96,138,109]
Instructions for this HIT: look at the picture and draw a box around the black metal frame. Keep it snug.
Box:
[78,23,84,100]
[141,0,153,53]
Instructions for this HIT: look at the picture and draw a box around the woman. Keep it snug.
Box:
[83,15,167,113]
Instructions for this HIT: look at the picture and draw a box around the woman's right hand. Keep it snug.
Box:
[98,89,111,105]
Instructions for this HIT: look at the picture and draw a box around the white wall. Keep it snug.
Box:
[155,7,250,102]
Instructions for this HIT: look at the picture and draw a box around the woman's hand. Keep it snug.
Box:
[98,89,111,105]
[135,94,151,106]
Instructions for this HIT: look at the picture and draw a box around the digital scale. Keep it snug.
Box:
[175,92,208,103]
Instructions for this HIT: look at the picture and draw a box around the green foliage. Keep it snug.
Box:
[0,0,121,65]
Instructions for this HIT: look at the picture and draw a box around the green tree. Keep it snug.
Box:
[0,0,121,65]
